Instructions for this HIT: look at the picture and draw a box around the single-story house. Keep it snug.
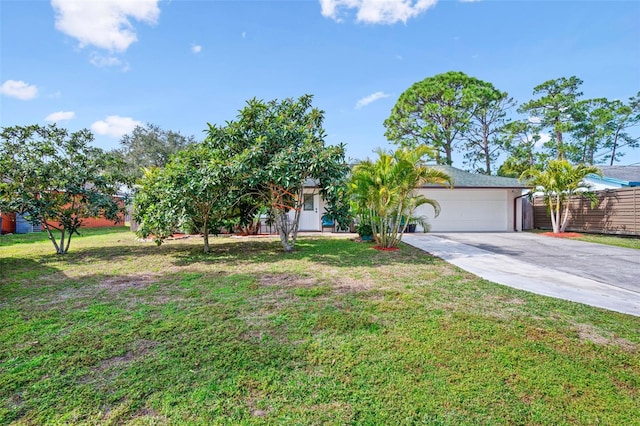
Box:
[414,166,528,232]
[297,166,529,232]
[585,165,640,190]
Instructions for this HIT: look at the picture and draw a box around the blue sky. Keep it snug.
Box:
[1,0,639,166]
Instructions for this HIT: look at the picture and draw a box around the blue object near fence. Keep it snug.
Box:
[16,214,41,234]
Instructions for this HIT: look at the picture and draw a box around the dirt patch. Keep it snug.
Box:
[43,274,161,308]
[575,323,638,352]
[332,276,374,293]
[258,273,318,288]
[79,340,159,388]
[259,273,374,294]
[91,340,158,379]
[132,407,169,423]
[541,232,583,238]
[245,390,272,419]
[94,339,158,373]
[99,274,158,292]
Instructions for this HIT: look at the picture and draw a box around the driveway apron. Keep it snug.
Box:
[403,232,640,317]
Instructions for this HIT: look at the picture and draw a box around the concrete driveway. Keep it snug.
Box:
[403,232,640,317]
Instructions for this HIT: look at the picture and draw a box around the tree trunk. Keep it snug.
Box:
[58,229,67,254]
[276,211,294,252]
[65,226,73,254]
[43,223,61,254]
[556,127,565,160]
[444,144,453,166]
[202,222,210,253]
[560,203,571,233]
[609,129,621,166]
[290,189,303,249]
[483,127,491,175]
[550,196,561,234]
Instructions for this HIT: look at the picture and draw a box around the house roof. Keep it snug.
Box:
[593,165,640,187]
[303,165,527,189]
[422,165,527,189]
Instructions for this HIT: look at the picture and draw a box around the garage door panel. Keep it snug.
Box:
[414,189,510,232]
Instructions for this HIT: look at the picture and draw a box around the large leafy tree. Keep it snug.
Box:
[0,124,128,254]
[518,76,583,160]
[133,143,231,253]
[206,95,350,252]
[520,160,600,234]
[349,146,452,249]
[115,123,196,181]
[384,71,502,166]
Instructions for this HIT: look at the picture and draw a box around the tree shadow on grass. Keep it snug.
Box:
[0,257,64,283]
[23,236,438,270]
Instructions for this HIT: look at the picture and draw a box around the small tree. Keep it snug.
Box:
[349,146,452,249]
[520,160,601,234]
[0,124,128,254]
[133,143,231,253]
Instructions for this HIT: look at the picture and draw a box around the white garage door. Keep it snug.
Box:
[414,189,510,232]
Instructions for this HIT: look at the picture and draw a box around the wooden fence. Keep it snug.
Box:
[533,187,639,236]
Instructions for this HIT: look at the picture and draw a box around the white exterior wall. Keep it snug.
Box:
[293,189,323,231]
[414,188,522,232]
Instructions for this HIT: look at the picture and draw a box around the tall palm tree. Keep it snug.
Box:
[349,146,452,248]
[520,159,601,233]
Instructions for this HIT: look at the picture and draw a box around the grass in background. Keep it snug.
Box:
[529,229,640,250]
[575,233,640,250]
[0,226,127,247]
[1,228,638,424]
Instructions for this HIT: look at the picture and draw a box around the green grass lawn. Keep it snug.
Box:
[529,230,640,250]
[1,228,638,425]
[573,233,640,250]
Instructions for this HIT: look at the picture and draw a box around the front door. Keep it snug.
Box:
[299,193,320,231]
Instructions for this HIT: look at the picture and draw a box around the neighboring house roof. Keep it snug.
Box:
[422,165,527,189]
[587,165,640,188]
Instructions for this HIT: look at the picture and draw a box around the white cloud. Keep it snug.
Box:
[536,132,551,148]
[51,0,160,52]
[320,0,438,24]
[191,44,202,53]
[242,32,247,39]
[91,115,141,138]
[0,80,38,100]
[528,116,542,124]
[356,91,390,109]
[89,53,123,68]
[45,111,75,122]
